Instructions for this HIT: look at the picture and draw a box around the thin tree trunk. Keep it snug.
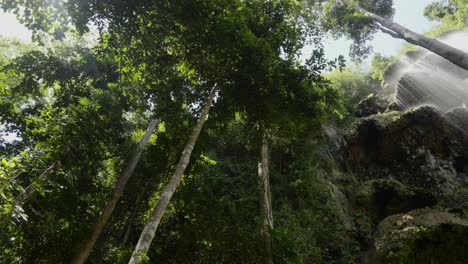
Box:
[343,1,468,71]
[128,86,218,264]
[121,220,133,247]
[120,180,152,246]
[258,131,273,264]
[70,118,160,264]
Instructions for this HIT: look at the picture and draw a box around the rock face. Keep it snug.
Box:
[330,32,468,263]
[345,106,468,197]
[325,104,468,263]
[369,208,468,264]
[355,94,388,118]
[446,107,468,136]
[395,70,468,112]
[355,179,436,222]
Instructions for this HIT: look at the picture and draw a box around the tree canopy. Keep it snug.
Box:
[0,0,350,263]
[0,0,466,263]
[424,0,468,26]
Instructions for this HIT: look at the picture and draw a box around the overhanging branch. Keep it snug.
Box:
[374,22,403,39]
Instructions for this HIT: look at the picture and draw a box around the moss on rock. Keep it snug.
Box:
[356,179,436,221]
[355,93,388,118]
[371,208,468,264]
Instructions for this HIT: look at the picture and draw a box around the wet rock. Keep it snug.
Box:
[345,105,468,196]
[393,52,468,112]
[389,32,468,112]
[445,107,468,136]
[328,99,468,262]
[355,94,388,117]
[385,100,402,112]
[331,184,353,230]
[396,73,468,112]
[337,31,468,263]
[322,124,347,161]
[368,208,468,264]
[355,179,436,222]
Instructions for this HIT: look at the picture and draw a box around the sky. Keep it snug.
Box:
[0,0,439,62]
[0,12,32,41]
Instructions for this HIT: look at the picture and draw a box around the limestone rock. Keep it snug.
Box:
[345,105,468,196]
[368,208,468,263]
[355,179,435,222]
[355,93,388,118]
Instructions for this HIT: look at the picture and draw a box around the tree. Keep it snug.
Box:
[92,1,337,262]
[0,35,159,262]
[258,131,274,264]
[325,65,375,115]
[424,1,458,22]
[129,86,217,263]
[370,53,395,86]
[424,0,468,26]
[314,0,468,70]
[70,118,160,264]
[1,1,346,263]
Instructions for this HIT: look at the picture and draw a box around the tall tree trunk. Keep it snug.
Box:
[128,86,218,264]
[258,131,273,264]
[340,0,468,71]
[70,118,160,264]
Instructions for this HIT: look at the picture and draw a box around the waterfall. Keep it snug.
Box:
[388,31,468,112]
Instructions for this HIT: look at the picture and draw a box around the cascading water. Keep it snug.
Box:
[387,31,468,112]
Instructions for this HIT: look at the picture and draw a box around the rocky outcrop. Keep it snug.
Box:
[395,72,468,112]
[368,208,468,263]
[345,106,468,197]
[355,179,435,222]
[328,32,468,263]
[324,104,468,263]
[355,94,388,118]
[446,107,468,136]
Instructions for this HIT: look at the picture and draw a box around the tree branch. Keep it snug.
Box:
[374,22,403,39]
[16,162,58,206]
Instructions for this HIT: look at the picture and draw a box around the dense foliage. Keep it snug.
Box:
[1,0,465,263]
[424,0,468,26]
[325,66,375,116]
[0,0,352,263]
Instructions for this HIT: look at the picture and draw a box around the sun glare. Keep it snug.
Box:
[0,12,32,42]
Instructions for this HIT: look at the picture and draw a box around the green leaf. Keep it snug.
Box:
[79,97,90,106]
